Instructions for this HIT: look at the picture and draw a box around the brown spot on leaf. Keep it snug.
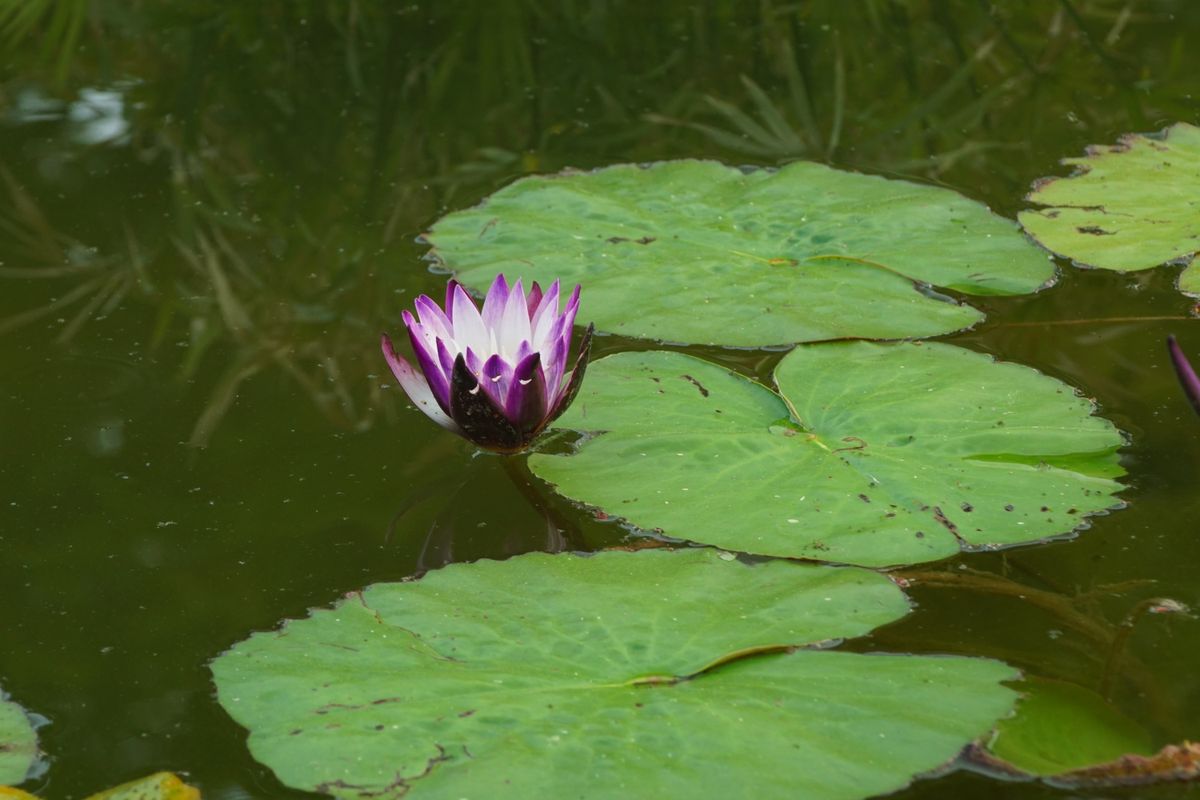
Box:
[680,374,710,397]
[931,506,962,538]
[1029,176,1057,193]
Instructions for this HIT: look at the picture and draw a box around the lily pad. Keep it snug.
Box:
[1019,123,1200,293]
[212,549,1018,800]
[0,689,37,787]
[529,342,1124,567]
[82,772,200,800]
[424,160,1053,347]
[986,678,1155,776]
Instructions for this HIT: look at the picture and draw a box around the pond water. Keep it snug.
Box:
[2,3,1200,798]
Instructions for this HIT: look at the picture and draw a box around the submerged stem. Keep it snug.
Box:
[1100,597,1192,699]
[499,454,578,553]
[991,315,1191,329]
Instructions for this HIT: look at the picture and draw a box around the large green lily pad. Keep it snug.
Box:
[424,160,1053,347]
[0,689,37,786]
[530,342,1124,567]
[1019,123,1200,294]
[212,549,1018,800]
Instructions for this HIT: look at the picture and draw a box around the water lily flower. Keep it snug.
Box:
[382,274,593,453]
[1167,335,1200,417]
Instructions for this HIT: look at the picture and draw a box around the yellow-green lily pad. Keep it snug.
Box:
[1020,123,1200,294]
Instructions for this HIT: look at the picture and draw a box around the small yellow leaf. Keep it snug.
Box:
[0,787,42,800]
[83,772,199,800]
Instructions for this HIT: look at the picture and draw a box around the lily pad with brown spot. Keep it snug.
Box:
[1019,123,1200,294]
[211,549,1018,799]
[424,160,1054,347]
[530,342,1125,567]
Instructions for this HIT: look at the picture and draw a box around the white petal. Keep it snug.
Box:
[543,335,569,401]
[530,279,561,347]
[479,274,511,331]
[496,277,532,358]
[450,283,489,356]
[560,284,582,332]
[414,295,454,342]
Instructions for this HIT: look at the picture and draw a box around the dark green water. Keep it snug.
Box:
[2,2,1199,797]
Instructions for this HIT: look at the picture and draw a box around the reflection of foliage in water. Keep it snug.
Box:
[0,0,1196,443]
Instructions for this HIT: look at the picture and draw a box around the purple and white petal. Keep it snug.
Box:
[381,334,460,432]
[450,283,489,355]
[435,337,457,378]
[480,352,514,409]
[539,311,571,383]
[560,284,582,332]
[444,280,461,322]
[543,334,569,403]
[530,279,561,345]
[463,346,484,378]
[496,277,533,358]
[480,273,511,331]
[402,311,444,366]
[404,320,452,411]
[546,323,594,424]
[525,281,543,319]
[414,294,454,342]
